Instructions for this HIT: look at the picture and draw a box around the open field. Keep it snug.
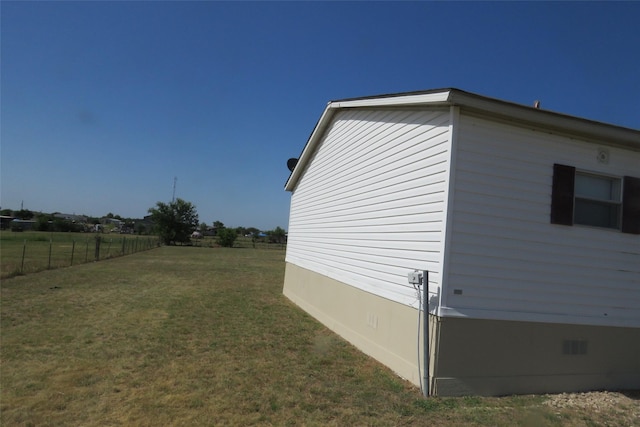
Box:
[192,235,287,251]
[0,231,281,279]
[0,231,158,279]
[1,246,638,426]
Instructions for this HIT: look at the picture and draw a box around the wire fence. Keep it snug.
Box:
[1,233,161,279]
[191,236,286,250]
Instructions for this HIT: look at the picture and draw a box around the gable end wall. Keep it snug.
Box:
[286,108,452,308]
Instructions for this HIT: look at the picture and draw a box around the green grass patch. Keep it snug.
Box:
[1,246,632,426]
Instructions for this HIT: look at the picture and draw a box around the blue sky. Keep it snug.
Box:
[2,1,639,230]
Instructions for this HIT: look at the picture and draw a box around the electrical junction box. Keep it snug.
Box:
[408,271,423,286]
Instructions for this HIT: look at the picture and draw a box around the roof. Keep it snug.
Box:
[285,88,640,191]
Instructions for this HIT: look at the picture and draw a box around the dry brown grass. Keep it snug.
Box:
[1,246,638,426]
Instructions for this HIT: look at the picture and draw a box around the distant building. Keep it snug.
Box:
[10,219,36,231]
[100,217,124,227]
[54,213,88,223]
[1,215,15,230]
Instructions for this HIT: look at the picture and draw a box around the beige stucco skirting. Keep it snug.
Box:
[433,316,640,396]
[283,262,640,396]
[283,261,425,386]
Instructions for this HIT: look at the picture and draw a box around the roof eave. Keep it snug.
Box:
[284,103,337,191]
[448,91,640,150]
[285,89,640,192]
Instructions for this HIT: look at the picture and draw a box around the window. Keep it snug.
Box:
[574,172,621,229]
[551,164,640,234]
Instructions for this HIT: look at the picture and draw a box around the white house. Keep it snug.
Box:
[283,89,640,396]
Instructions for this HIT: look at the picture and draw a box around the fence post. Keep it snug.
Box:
[71,240,76,266]
[48,238,53,269]
[85,238,89,263]
[21,239,26,273]
[95,236,101,261]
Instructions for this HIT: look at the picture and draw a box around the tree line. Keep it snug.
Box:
[2,200,286,248]
[0,208,150,234]
[147,199,285,247]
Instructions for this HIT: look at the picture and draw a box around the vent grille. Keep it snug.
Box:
[563,339,588,355]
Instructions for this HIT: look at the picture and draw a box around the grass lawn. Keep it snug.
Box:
[1,246,636,426]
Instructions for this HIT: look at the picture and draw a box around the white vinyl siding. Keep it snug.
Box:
[287,108,451,307]
[443,114,640,327]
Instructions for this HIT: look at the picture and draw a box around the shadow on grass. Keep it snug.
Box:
[621,390,640,400]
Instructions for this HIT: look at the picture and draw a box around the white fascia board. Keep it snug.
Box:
[330,90,452,109]
[285,104,336,191]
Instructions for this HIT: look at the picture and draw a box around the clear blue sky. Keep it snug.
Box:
[2,1,639,230]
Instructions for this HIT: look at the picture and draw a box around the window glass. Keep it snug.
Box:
[575,173,620,201]
[574,199,620,228]
[574,172,622,229]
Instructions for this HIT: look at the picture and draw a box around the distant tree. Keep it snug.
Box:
[148,198,199,245]
[35,214,53,231]
[210,220,224,236]
[267,226,286,244]
[244,227,259,236]
[216,227,238,248]
[134,222,147,235]
[53,217,81,232]
[199,222,208,234]
[14,209,34,220]
[0,209,13,216]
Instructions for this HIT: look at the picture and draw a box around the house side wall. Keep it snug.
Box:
[442,114,640,328]
[286,108,451,307]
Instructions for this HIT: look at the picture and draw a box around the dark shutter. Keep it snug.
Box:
[550,164,575,226]
[621,176,640,234]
